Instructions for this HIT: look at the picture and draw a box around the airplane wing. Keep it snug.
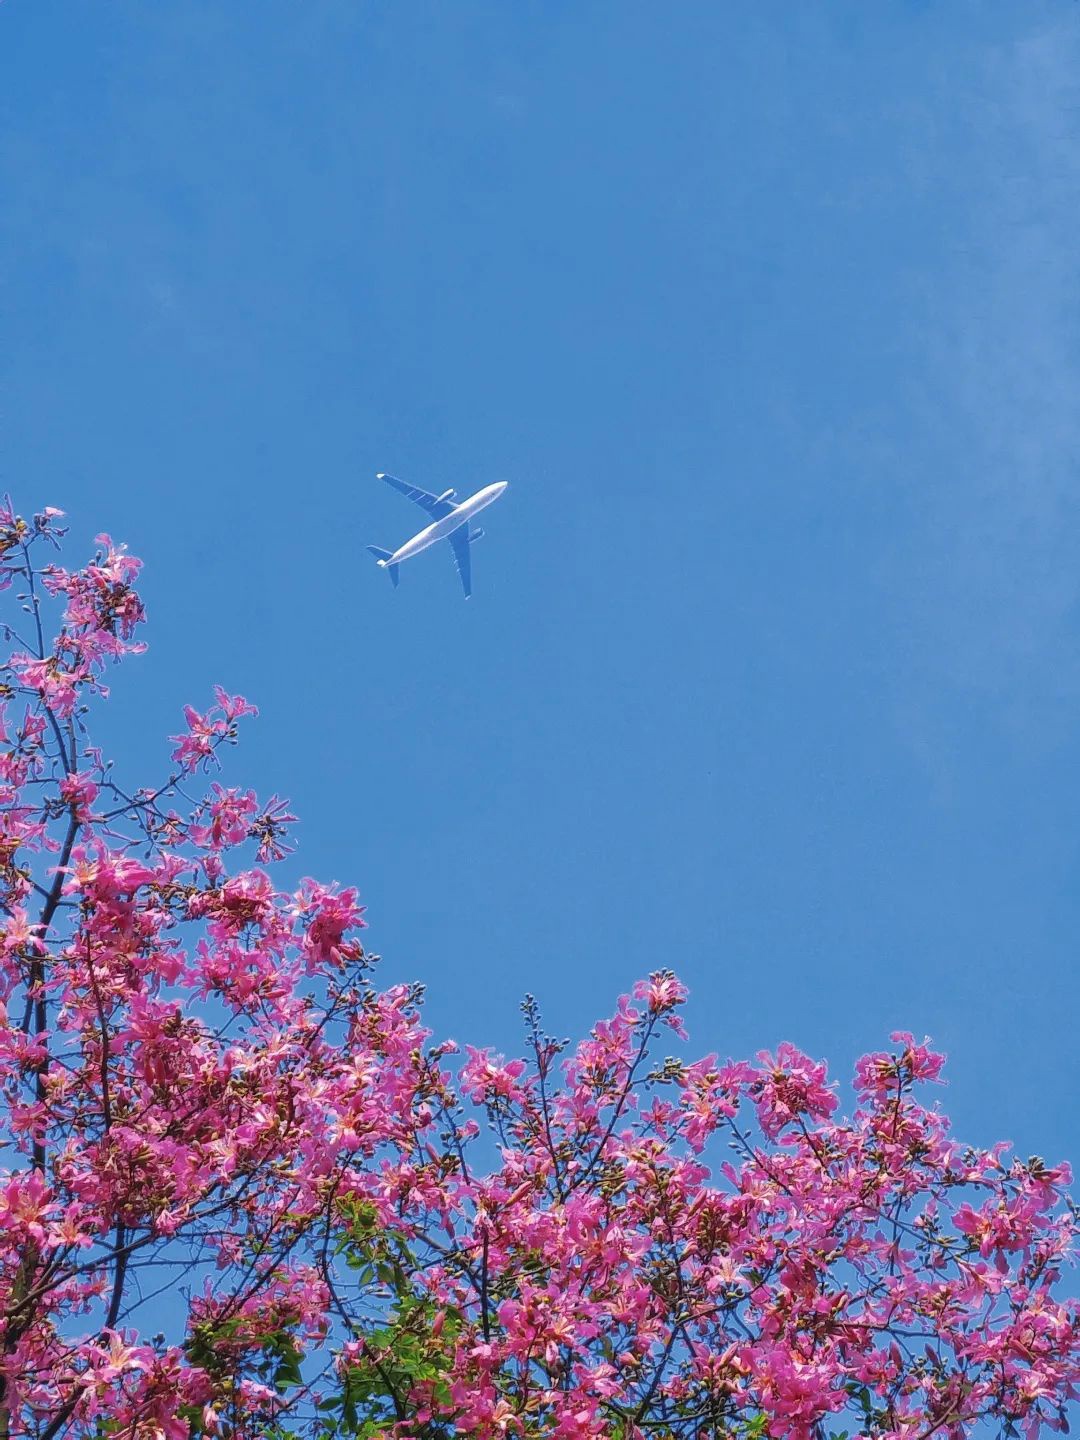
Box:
[447,524,472,598]
[377,472,457,520]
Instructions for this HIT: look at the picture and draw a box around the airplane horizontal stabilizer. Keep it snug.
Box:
[366,545,400,589]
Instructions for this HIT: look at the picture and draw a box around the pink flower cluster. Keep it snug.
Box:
[0,504,1075,1439]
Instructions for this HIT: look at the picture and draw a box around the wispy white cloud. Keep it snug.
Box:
[893,15,1080,755]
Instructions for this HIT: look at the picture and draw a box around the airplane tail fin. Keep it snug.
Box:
[367,545,400,589]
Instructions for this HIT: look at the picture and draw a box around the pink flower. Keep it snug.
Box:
[212,685,258,722]
[752,1042,838,1137]
[87,1329,154,1384]
[59,771,99,821]
[632,969,689,1036]
[460,1045,528,1103]
[855,1032,946,1098]
[170,689,257,771]
[0,1169,56,1244]
[295,878,367,969]
[190,784,260,850]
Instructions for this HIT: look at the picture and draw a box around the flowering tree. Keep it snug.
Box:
[0,499,1076,1440]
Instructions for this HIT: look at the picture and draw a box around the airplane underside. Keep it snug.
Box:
[369,472,506,598]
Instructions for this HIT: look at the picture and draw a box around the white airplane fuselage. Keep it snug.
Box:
[379,482,508,568]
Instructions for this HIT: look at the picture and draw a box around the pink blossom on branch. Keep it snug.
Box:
[0,501,1074,1439]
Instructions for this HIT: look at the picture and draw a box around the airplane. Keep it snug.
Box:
[367,472,509,598]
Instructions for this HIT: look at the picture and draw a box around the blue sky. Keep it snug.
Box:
[2,1,1078,1171]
